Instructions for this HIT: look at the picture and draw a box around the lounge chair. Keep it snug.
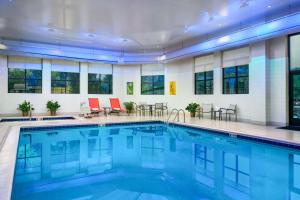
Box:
[221,104,237,121]
[80,102,92,118]
[109,98,125,114]
[88,98,102,116]
[199,104,213,119]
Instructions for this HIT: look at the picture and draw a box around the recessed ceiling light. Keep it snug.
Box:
[184,26,190,33]
[267,5,272,8]
[0,43,7,50]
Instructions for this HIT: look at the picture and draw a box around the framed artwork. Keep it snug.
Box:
[169,81,176,95]
[127,82,133,95]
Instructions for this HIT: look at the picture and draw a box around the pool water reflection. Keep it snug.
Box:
[12,123,300,200]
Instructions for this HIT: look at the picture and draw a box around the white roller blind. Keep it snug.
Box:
[194,54,214,72]
[222,47,250,67]
[88,62,113,74]
[8,56,42,70]
[141,64,164,76]
[51,59,80,73]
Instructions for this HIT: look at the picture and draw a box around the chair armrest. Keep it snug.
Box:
[226,108,236,112]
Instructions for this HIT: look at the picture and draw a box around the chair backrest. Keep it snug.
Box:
[155,103,163,109]
[110,98,121,109]
[202,104,212,112]
[229,104,237,111]
[88,98,100,110]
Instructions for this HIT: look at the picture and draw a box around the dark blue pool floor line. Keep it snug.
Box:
[19,120,300,150]
[0,116,75,122]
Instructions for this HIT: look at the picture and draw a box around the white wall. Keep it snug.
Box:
[120,42,270,124]
[0,37,289,125]
[0,58,124,116]
[266,37,288,125]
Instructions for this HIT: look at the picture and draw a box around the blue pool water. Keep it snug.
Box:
[11,122,300,200]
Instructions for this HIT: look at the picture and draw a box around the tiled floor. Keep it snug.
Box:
[0,113,300,200]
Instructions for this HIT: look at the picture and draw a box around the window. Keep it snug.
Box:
[88,73,112,94]
[8,68,42,93]
[141,75,164,95]
[51,72,80,94]
[195,71,213,94]
[223,65,249,94]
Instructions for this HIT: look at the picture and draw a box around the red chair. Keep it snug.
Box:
[88,98,102,115]
[109,98,125,114]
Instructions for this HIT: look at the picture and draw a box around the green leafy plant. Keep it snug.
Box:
[185,102,199,117]
[17,101,34,117]
[47,100,61,116]
[123,101,134,115]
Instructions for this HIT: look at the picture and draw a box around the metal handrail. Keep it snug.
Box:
[167,108,186,123]
[167,108,179,122]
[178,109,186,123]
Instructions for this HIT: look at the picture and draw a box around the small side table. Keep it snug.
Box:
[213,110,222,120]
[103,107,111,116]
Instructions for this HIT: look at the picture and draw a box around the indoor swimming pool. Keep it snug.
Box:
[11,122,300,200]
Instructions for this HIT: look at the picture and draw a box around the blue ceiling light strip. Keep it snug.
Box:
[165,12,300,61]
[0,12,300,64]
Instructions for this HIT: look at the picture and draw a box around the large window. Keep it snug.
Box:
[195,71,213,94]
[223,65,249,94]
[88,74,112,94]
[141,75,164,95]
[8,68,42,93]
[51,72,80,94]
[289,34,300,126]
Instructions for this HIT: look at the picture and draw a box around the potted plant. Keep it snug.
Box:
[123,101,134,115]
[47,100,61,116]
[185,102,199,117]
[17,101,34,117]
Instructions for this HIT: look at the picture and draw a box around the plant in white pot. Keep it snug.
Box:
[47,100,61,116]
[17,101,34,117]
[123,102,134,115]
[185,102,199,117]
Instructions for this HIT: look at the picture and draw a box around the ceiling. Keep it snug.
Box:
[0,0,299,53]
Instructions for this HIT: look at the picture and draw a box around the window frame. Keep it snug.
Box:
[223,65,249,94]
[88,73,113,94]
[195,71,214,95]
[8,68,42,94]
[141,75,165,95]
[51,71,80,94]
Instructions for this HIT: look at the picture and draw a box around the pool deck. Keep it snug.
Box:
[1,114,300,200]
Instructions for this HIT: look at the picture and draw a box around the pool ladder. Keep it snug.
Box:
[167,108,186,123]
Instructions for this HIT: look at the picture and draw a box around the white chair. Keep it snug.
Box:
[199,104,213,119]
